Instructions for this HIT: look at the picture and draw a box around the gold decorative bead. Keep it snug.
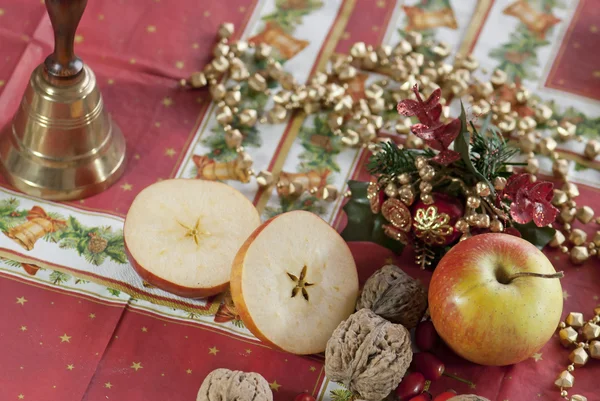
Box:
[569,229,587,246]
[209,83,227,101]
[539,137,557,155]
[337,64,356,81]
[561,390,568,398]
[365,84,384,99]
[225,129,243,149]
[559,327,579,347]
[567,364,575,372]
[560,245,569,254]
[218,22,235,39]
[255,171,274,188]
[590,340,600,359]
[414,156,428,169]
[475,181,491,197]
[593,231,600,247]
[188,72,207,88]
[525,158,539,174]
[493,177,507,191]
[576,206,594,224]
[419,165,435,181]
[248,73,267,92]
[490,69,507,87]
[560,208,576,223]
[552,190,569,206]
[570,395,588,401]
[534,104,553,123]
[584,139,600,160]
[559,322,567,329]
[553,159,570,178]
[341,129,359,147]
[254,43,272,60]
[549,231,566,248]
[490,219,504,232]
[582,322,600,340]
[595,306,600,316]
[563,182,580,199]
[420,193,434,205]
[557,121,576,141]
[384,182,398,198]
[398,185,415,206]
[397,173,411,185]
[216,105,234,125]
[239,109,258,127]
[224,89,242,107]
[466,196,480,209]
[455,219,469,233]
[230,40,248,56]
[419,181,432,194]
[267,105,288,124]
[229,58,250,81]
[570,246,590,265]
[211,55,230,73]
[554,370,574,388]
[350,42,367,58]
[566,312,586,328]
[318,185,339,202]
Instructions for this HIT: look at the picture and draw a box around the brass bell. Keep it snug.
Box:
[0,0,126,200]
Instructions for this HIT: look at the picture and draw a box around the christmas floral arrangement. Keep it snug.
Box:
[341,84,559,269]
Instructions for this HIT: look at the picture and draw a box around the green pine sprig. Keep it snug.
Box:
[367,141,433,179]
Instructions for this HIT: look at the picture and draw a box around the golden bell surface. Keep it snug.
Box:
[0,0,126,201]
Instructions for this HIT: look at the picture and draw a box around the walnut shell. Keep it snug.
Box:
[356,264,427,329]
[325,309,413,401]
[448,396,491,401]
[197,368,272,401]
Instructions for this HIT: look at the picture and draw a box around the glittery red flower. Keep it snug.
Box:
[502,173,558,227]
[397,84,460,165]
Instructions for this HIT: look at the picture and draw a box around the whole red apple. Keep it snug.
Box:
[428,233,563,366]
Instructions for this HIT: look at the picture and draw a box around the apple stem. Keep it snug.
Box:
[506,271,564,283]
[442,371,475,386]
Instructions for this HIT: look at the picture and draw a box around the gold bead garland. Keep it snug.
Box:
[181,23,599,265]
[555,308,600,400]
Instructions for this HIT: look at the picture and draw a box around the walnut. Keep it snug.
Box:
[325,309,413,401]
[448,396,490,401]
[196,368,272,401]
[356,265,427,329]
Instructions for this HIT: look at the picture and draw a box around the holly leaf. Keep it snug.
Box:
[340,181,404,253]
[454,102,495,195]
[513,221,556,250]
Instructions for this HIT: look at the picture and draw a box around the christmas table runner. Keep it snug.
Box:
[0,0,599,400]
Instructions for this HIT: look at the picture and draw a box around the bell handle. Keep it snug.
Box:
[44,0,88,79]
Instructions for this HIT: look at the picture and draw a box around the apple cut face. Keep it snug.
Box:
[231,211,359,355]
[124,179,260,298]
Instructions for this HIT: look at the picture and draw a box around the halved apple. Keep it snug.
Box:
[231,210,359,355]
[124,179,260,298]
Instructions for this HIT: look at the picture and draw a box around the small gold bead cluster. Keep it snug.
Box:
[547,184,600,264]
[555,308,600,400]
[182,23,598,238]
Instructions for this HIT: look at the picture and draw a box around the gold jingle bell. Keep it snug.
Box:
[0,0,126,200]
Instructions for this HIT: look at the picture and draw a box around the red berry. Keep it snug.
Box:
[433,391,457,401]
[294,393,316,401]
[412,352,445,381]
[395,372,426,400]
[409,394,432,401]
[415,321,438,351]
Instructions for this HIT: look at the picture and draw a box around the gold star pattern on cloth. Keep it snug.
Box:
[309,366,316,372]
[164,148,176,157]
[104,382,113,389]
[186,369,192,374]
[532,353,543,362]
[162,97,173,107]
[120,183,132,191]
[563,291,570,300]
[18,395,24,400]
[131,362,143,371]
[16,296,27,305]
[269,380,281,392]
[59,334,72,343]
[208,346,219,355]
[89,313,96,319]
[20,326,27,332]
[141,327,148,332]
[66,364,74,371]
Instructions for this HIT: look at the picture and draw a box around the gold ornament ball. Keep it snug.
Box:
[490,219,504,232]
[397,173,411,185]
[475,181,491,197]
[415,156,428,169]
[418,165,435,181]
[466,196,481,209]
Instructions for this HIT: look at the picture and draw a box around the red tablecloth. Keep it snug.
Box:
[1,1,599,400]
